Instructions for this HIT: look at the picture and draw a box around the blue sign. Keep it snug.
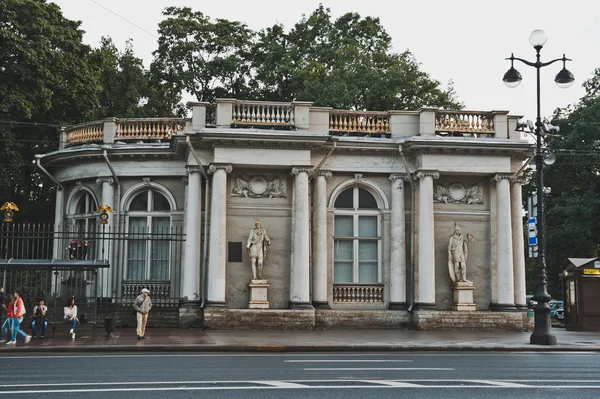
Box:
[528,218,537,246]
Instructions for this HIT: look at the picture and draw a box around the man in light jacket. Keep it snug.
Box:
[133,288,152,340]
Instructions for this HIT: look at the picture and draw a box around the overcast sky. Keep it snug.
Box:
[53,0,600,122]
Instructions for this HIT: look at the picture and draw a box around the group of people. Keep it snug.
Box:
[0,287,153,344]
[0,287,81,345]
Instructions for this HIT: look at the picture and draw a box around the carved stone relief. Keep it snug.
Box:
[434,182,483,205]
[231,174,286,198]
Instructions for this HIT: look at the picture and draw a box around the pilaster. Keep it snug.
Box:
[290,166,313,309]
[206,163,233,307]
[414,170,439,309]
[182,166,202,303]
[388,173,407,310]
[312,170,332,309]
[511,177,527,309]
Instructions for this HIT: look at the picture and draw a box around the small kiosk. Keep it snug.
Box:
[561,257,600,331]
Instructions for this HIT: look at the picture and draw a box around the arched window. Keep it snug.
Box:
[126,188,172,281]
[72,192,97,233]
[333,187,380,283]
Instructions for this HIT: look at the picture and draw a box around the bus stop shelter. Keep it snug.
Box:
[561,257,600,331]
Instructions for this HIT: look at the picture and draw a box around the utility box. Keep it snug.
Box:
[561,257,600,331]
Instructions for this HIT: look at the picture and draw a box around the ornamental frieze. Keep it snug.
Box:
[434,182,483,205]
[231,174,286,199]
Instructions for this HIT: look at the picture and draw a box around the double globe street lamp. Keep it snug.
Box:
[503,29,574,345]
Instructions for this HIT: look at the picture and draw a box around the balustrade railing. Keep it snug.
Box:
[65,121,104,145]
[232,101,294,125]
[333,284,384,303]
[115,118,186,140]
[435,111,495,136]
[329,110,391,136]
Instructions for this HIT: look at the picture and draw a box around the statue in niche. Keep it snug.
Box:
[246,219,271,280]
[447,222,474,283]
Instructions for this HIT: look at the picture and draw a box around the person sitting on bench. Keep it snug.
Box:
[31,298,48,339]
[63,297,78,339]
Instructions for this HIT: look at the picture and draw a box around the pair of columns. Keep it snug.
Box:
[203,164,313,308]
[414,171,526,310]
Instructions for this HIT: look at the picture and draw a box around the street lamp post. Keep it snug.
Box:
[503,29,574,345]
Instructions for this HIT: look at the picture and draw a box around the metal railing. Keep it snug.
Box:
[0,222,185,309]
[333,284,384,303]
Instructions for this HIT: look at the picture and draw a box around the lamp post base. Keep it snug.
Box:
[530,305,557,345]
[530,332,557,345]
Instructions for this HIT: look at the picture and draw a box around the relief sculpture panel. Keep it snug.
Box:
[231,174,286,198]
[434,182,483,205]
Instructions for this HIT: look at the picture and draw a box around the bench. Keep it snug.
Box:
[50,316,97,338]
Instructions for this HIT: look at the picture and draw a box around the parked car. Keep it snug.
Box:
[555,307,564,326]
[549,300,564,317]
[526,295,537,309]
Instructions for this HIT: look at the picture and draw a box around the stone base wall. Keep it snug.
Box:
[315,310,411,329]
[412,310,534,331]
[179,307,204,328]
[94,307,180,329]
[203,308,315,330]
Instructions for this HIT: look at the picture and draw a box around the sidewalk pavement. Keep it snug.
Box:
[1,327,599,353]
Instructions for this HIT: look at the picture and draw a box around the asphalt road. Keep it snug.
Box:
[1,352,599,398]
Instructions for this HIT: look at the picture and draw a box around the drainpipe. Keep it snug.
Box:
[185,136,210,308]
[311,138,338,178]
[35,155,64,260]
[398,146,416,312]
[102,148,121,299]
[514,156,534,177]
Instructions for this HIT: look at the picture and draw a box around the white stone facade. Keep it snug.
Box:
[41,101,532,330]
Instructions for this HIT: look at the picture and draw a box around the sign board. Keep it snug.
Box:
[528,218,537,246]
[583,269,600,275]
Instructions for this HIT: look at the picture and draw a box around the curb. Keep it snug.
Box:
[0,344,598,353]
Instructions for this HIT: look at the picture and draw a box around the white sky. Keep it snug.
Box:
[52,0,600,121]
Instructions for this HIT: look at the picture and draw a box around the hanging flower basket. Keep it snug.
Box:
[66,239,92,260]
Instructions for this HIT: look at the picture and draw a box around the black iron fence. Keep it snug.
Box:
[0,222,186,312]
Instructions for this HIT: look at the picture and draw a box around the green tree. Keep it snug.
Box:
[0,0,102,221]
[542,68,600,297]
[151,6,254,103]
[251,6,462,110]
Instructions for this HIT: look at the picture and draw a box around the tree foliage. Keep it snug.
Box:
[541,68,600,297]
[0,0,102,220]
[154,5,462,110]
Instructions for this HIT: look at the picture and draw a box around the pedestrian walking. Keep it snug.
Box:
[64,297,78,339]
[7,291,31,345]
[31,298,48,339]
[133,288,152,340]
[1,294,14,342]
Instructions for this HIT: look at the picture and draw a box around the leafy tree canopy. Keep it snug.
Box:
[541,68,600,297]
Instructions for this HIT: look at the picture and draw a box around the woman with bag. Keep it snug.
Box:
[7,291,31,345]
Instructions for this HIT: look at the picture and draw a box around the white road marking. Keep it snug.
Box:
[254,381,309,388]
[466,380,530,387]
[360,380,423,387]
[303,368,454,371]
[285,359,413,363]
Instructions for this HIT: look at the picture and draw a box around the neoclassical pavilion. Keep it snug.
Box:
[37,100,533,330]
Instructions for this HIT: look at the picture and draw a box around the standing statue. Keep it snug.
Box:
[448,222,474,283]
[246,219,271,280]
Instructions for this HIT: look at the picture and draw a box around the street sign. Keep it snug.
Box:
[528,218,537,246]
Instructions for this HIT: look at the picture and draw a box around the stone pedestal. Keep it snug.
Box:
[248,279,270,309]
[452,281,476,311]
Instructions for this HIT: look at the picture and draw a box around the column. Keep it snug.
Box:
[97,177,114,298]
[312,171,331,308]
[52,188,64,259]
[206,164,232,306]
[389,174,407,309]
[415,170,439,309]
[511,177,527,309]
[182,167,202,303]
[494,174,516,310]
[290,167,312,308]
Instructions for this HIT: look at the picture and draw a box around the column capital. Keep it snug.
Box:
[415,170,440,180]
[96,177,114,186]
[186,165,204,174]
[316,171,332,179]
[492,173,516,183]
[291,167,313,176]
[181,176,189,185]
[511,176,526,185]
[389,173,408,182]
[208,164,233,174]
